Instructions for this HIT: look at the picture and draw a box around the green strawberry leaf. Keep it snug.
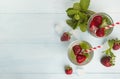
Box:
[118,40,120,43]
[104,44,116,66]
[104,39,117,66]
[105,48,111,56]
[108,39,115,48]
[80,0,90,11]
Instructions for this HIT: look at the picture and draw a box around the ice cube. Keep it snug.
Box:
[54,23,65,35]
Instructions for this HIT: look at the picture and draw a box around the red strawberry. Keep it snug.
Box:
[90,21,95,27]
[90,21,98,31]
[65,66,73,75]
[96,28,105,37]
[76,55,86,64]
[72,45,82,55]
[61,32,71,41]
[92,15,102,27]
[113,43,120,50]
[101,56,112,67]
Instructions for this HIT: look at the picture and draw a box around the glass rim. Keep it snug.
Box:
[67,40,94,66]
[87,12,114,38]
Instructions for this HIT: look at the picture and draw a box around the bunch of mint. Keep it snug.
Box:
[66,0,95,32]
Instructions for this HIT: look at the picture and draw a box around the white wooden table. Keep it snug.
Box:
[0,0,120,79]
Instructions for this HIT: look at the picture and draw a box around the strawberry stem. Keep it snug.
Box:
[103,39,119,66]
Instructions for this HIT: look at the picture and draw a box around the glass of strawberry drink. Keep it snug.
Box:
[88,12,113,37]
[68,40,94,66]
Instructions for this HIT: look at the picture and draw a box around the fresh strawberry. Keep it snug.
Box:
[65,66,73,75]
[61,32,71,41]
[90,21,98,31]
[113,43,120,50]
[76,55,86,64]
[72,45,82,55]
[92,15,102,27]
[96,28,105,37]
[90,21,95,27]
[101,56,112,67]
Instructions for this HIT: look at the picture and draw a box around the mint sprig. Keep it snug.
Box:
[80,0,90,11]
[66,0,95,32]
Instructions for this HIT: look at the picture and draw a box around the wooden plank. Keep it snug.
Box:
[0,0,119,13]
[0,14,120,75]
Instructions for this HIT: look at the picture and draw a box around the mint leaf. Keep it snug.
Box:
[83,53,89,58]
[66,0,93,32]
[79,12,88,22]
[79,23,87,32]
[66,19,77,29]
[66,9,79,16]
[66,19,74,27]
[80,42,90,49]
[86,10,95,16]
[100,19,108,28]
[73,2,81,10]
[70,50,76,60]
[80,0,90,11]
[74,14,80,20]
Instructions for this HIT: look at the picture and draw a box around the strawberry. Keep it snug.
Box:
[89,21,98,31]
[113,43,120,50]
[72,45,82,55]
[60,32,71,41]
[101,56,112,67]
[90,21,95,28]
[65,66,73,75]
[92,15,102,27]
[96,28,105,37]
[76,55,86,64]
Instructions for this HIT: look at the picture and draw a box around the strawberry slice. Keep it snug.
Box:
[96,28,105,37]
[101,56,112,67]
[60,32,71,41]
[92,15,102,27]
[76,55,86,64]
[72,45,82,55]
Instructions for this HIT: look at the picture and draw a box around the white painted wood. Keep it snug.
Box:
[0,0,120,78]
[0,13,120,79]
[0,0,119,13]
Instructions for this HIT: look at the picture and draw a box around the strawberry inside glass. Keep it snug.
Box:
[68,40,94,66]
[88,13,113,37]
